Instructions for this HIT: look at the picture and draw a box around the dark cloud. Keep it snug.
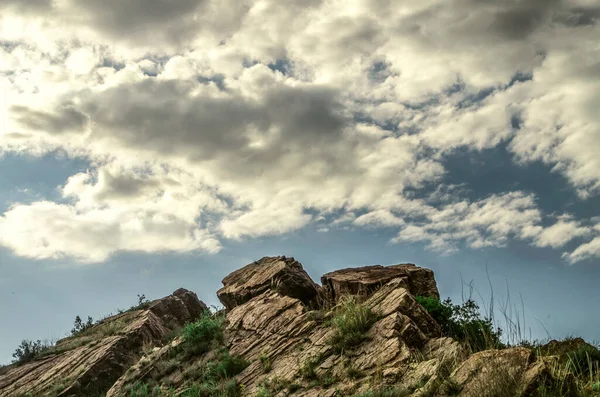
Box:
[10,105,89,135]
[70,0,207,45]
[553,6,600,27]
[94,170,162,201]
[80,79,265,159]
[0,0,52,12]
[73,78,351,170]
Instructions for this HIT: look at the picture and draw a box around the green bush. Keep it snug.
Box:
[328,297,381,353]
[179,311,226,356]
[415,296,503,352]
[201,348,249,383]
[12,339,52,364]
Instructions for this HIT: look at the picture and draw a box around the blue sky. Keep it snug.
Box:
[1,0,600,364]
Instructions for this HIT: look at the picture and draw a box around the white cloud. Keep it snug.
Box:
[529,219,591,248]
[0,201,222,263]
[0,0,599,264]
[563,236,600,264]
[354,210,405,228]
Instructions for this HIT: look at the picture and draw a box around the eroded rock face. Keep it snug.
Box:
[321,263,440,304]
[109,273,450,397]
[0,289,207,397]
[2,258,584,397]
[217,256,322,310]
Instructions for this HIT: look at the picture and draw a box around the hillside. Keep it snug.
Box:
[1,256,599,397]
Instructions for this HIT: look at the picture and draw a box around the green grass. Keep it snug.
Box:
[200,348,249,383]
[328,296,381,354]
[260,352,271,373]
[299,354,323,380]
[178,311,226,357]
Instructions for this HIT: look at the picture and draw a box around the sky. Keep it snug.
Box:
[1,0,600,364]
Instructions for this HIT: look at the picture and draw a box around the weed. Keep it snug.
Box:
[346,365,365,379]
[328,296,381,354]
[300,354,323,380]
[178,311,225,357]
[260,352,271,373]
[438,377,462,396]
[200,348,249,383]
[288,383,302,392]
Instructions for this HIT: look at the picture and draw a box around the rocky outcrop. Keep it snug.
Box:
[0,289,206,397]
[1,258,589,397]
[108,275,447,397]
[321,263,440,304]
[217,256,322,310]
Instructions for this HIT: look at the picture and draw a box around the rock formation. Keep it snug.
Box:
[0,289,206,397]
[0,256,590,397]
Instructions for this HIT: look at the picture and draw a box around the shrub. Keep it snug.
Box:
[130,294,152,311]
[201,348,249,382]
[260,352,271,373]
[12,339,52,364]
[415,296,503,352]
[71,315,95,336]
[179,311,225,357]
[300,353,325,380]
[328,297,381,353]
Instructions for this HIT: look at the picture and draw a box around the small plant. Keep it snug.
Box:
[346,364,365,379]
[328,296,381,354]
[288,383,301,392]
[130,294,152,311]
[99,319,126,337]
[440,377,462,395]
[122,382,162,396]
[260,352,271,373]
[200,348,249,383]
[299,354,324,380]
[154,358,179,377]
[270,277,283,294]
[255,384,271,397]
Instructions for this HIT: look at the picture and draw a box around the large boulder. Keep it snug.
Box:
[321,263,440,303]
[147,288,208,329]
[217,256,322,310]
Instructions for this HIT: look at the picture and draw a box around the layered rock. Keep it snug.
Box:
[0,289,206,397]
[321,263,440,304]
[217,256,322,310]
[1,258,583,397]
[107,261,450,396]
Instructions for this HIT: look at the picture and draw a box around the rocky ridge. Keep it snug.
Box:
[0,256,595,397]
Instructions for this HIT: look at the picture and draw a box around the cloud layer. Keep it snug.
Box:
[0,0,598,263]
